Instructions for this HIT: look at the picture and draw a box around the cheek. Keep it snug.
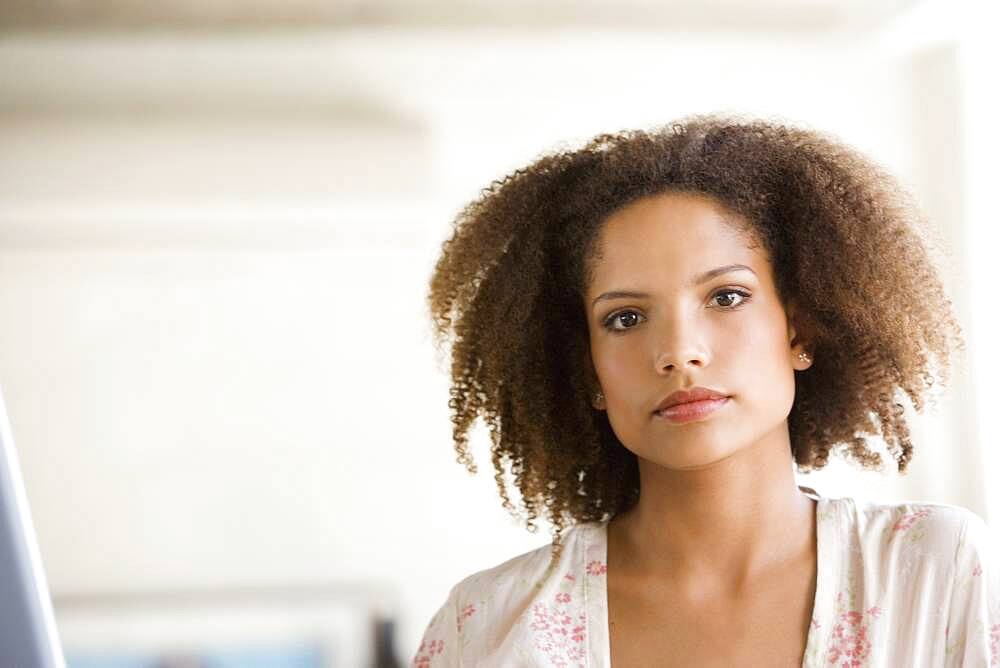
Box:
[590,340,649,415]
[734,315,797,407]
[593,346,636,390]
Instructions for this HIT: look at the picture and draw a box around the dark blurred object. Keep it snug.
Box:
[154,656,205,668]
[371,614,401,668]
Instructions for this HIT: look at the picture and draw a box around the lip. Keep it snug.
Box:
[654,386,730,413]
[654,397,729,423]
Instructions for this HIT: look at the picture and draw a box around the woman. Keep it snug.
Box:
[412,114,998,666]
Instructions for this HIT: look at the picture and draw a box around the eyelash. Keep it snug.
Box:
[601,289,752,333]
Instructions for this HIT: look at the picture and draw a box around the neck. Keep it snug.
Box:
[608,426,816,599]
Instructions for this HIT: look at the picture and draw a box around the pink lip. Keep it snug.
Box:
[654,397,729,423]
[655,386,728,412]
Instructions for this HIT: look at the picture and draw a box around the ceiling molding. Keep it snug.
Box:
[0,0,916,33]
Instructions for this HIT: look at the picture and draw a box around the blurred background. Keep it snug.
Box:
[0,0,997,665]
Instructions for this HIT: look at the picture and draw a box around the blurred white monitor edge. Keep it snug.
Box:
[0,381,67,667]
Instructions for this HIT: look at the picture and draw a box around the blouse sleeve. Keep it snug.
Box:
[945,509,999,666]
[411,583,462,668]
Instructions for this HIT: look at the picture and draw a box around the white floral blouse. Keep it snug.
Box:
[412,488,1000,666]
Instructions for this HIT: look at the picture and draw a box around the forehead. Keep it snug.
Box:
[588,192,767,289]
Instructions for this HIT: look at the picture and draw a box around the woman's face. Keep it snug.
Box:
[583,191,811,470]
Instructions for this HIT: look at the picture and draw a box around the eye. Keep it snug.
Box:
[601,289,752,334]
[602,309,644,333]
[710,288,752,309]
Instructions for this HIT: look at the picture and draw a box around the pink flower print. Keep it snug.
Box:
[528,581,587,668]
[989,623,999,667]
[865,606,882,618]
[529,603,587,667]
[412,639,445,668]
[826,609,873,667]
[456,603,477,633]
[530,603,552,632]
[586,560,608,576]
[555,572,577,599]
[973,563,983,577]
[891,508,931,533]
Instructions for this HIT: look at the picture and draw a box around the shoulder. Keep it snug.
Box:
[449,520,601,601]
[415,521,606,665]
[827,494,988,560]
[830,494,976,532]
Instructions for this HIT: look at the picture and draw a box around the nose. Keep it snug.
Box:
[656,352,708,374]
[654,324,708,374]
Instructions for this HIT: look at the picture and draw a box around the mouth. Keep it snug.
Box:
[654,397,730,424]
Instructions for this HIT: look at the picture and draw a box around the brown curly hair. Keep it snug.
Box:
[426,112,965,562]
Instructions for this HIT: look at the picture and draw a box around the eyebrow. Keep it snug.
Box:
[591,263,757,308]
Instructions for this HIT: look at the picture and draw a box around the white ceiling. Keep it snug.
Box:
[0,0,918,32]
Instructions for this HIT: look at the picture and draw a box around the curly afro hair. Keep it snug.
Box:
[426,112,965,559]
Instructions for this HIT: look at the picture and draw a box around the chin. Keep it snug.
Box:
[639,439,737,469]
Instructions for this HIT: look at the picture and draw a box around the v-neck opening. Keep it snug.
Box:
[588,488,832,667]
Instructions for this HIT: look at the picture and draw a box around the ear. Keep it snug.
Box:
[785,299,815,371]
[583,349,606,410]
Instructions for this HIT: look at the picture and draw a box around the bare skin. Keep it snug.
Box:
[584,192,818,664]
[606,487,818,666]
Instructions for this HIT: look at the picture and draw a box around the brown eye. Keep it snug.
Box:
[603,310,644,332]
[711,289,751,309]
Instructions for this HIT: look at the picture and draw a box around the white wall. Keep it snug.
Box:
[0,17,989,661]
